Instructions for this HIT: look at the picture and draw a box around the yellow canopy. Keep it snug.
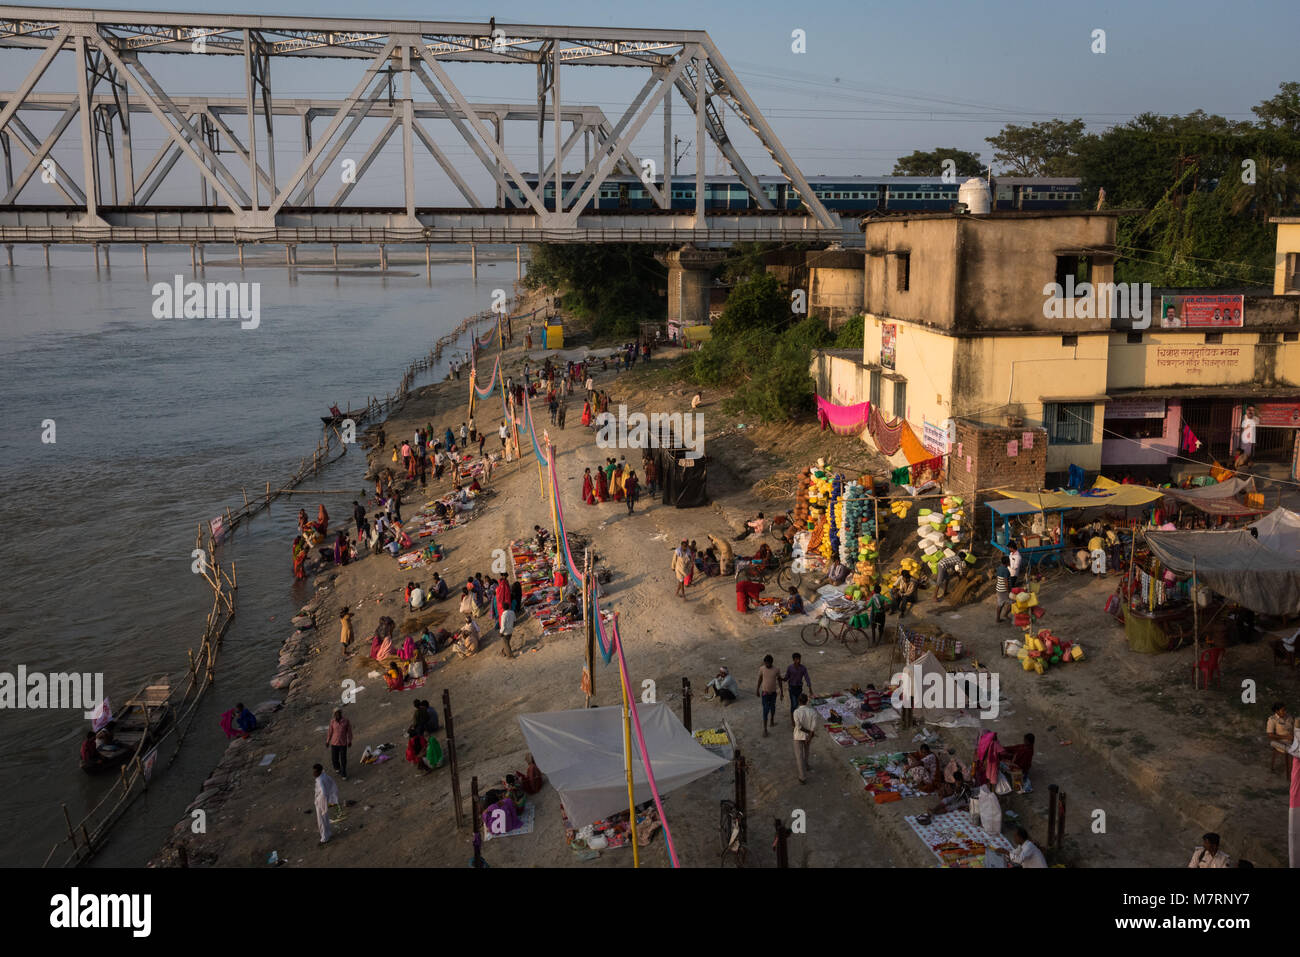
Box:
[682,325,712,343]
[994,482,1165,510]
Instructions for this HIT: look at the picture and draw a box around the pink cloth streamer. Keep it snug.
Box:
[816,396,871,436]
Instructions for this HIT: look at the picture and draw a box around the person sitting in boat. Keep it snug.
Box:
[80,730,102,768]
[234,702,258,735]
[329,403,342,418]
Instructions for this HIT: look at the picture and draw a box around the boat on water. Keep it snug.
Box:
[321,403,364,426]
[81,678,173,775]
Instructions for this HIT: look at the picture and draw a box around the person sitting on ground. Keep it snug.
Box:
[234,702,258,735]
[735,511,766,541]
[784,587,806,614]
[1003,732,1035,772]
[384,661,406,691]
[1267,702,1295,755]
[701,547,721,578]
[409,582,426,611]
[1189,832,1230,868]
[455,615,480,657]
[823,557,850,587]
[904,743,939,791]
[997,826,1048,868]
[704,666,741,703]
[481,788,522,833]
[515,754,544,795]
[893,570,918,618]
[928,770,973,815]
[737,542,773,575]
[430,572,449,601]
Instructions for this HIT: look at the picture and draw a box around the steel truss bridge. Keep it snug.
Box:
[0,7,847,247]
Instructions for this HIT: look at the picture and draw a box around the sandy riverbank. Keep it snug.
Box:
[148,314,1296,869]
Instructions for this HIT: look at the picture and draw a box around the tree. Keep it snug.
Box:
[1253,81,1300,136]
[523,243,666,336]
[985,119,1087,176]
[892,148,986,177]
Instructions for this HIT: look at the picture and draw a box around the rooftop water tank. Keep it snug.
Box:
[958,177,992,215]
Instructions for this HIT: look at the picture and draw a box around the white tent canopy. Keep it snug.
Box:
[518,702,727,826]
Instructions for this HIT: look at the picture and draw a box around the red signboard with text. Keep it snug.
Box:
[1256,402,1300,427]
[1159,294,1244,328]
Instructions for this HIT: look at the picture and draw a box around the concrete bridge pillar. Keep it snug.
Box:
[662,244,726,328]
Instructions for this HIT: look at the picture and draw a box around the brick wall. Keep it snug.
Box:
[947,418,1047,513]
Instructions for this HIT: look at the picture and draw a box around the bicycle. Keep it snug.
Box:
[802,615,871,655]
[736,551,803,591]
[1030,547,1081,581]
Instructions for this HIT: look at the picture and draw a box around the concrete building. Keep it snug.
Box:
[811,209,1300,487]
[763,248,866,329]
[1272,216,1300,295]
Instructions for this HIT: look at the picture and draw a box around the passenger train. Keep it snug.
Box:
[510,174,1083,213]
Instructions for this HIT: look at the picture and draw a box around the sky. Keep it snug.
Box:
[2,0,1297,205]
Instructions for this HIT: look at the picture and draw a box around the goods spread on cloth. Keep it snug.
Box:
[905,810,1014,867]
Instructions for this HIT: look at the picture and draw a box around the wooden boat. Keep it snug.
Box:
[81,678,173,775]
[321,406,364,426]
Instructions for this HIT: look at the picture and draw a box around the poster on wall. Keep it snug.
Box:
[1256,402,1300,427]
[1159,294,1244,328]
[881,322,896,370]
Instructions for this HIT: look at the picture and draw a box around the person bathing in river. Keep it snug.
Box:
[298,508,311,535]
[311,504,329,536]
[292,535,309,580]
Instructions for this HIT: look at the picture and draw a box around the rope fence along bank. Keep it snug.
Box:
[44,529,237,868]
[499,384,682,867]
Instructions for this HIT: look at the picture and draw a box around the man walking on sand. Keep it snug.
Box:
[792,694,817,784]
[313,763,341,844]
[757,654,783,736]
[783,652,812,724]
[499,604,516,658]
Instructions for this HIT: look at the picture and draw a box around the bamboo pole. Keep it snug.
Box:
[1192,556,1200,686]
[62,804,77,850]
[618,636,640,868]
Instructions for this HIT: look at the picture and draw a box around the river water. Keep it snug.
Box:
[0,246,514,866]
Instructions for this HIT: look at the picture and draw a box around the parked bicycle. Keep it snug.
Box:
[802,614,871,654]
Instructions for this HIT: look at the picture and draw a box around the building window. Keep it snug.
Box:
[893,380,907,418]
[1285,331,1299,342]
[1062,334,1078,347]
[1126,331,1143,344]
[1204,332,1223,344]
[1286,253,1300,294]
[1055,255,1091,293]
[896,253,911,292]
[1044,402,1095,445]
[869,370,882,409]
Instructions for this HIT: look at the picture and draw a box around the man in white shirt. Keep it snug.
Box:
[999,826,1048,868]
[1237,406,1259,467]
[792,694,818,783]
[1007,542,1023,587]
[498,606,516,658]
[499,421,509,447]
[1188,832,1230,868]
[409,584,426,611]
[313,764,341,844]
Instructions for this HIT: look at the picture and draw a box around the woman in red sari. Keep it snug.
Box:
[581,467,595,505]
[310,504,329,535]
[581,400,591,427]
[594,467,609,502]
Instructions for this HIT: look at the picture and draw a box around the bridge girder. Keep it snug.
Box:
[0,6,841,239]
